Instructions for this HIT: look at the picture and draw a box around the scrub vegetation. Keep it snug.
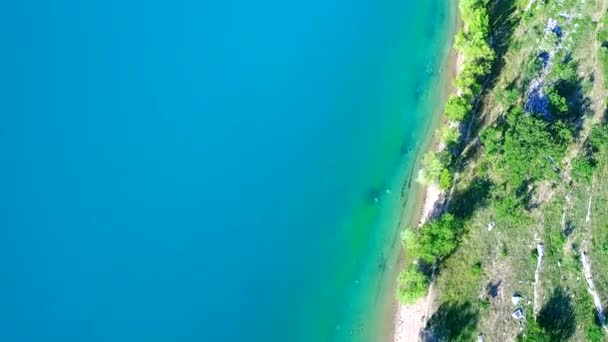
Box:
[398,0,608,340]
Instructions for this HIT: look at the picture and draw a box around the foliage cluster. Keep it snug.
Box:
[447,0,495,119]
[572,123,608,183]
[598,13,608,87]
[397,214,464,304]
[479,106,573,220]
[420,0,495,190]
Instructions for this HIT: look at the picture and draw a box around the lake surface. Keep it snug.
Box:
[0,0,454,341]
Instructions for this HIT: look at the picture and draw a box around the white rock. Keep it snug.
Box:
[512,308,525,320]
[512,293,522,305]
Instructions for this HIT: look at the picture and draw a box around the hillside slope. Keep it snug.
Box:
[398,0,608,340]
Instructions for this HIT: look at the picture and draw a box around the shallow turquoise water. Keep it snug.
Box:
[0,1,453,341]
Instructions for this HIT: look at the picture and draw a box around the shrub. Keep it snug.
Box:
[494,192,525,223]
[419,152,446,185]
[439,169,453,191]
[547,88,569,116]
[589,124,608,152]
[501,243,509,257]
[599,47,608,87]
[586,325,603,342]
[471,261,483,276]
[396,265,429,304]
[480,126,503,155]
[496,87,519,108]
[602,239,608,256]
[445,95,473,121]
[415,214,462,263]
[441,126,462,146]
[502,107,570,186]
[572,156,594,183]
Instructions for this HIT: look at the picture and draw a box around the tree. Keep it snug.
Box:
[496,87,519,108]
[416,214,461,263]
[589,124,608,152]
[572,156,594,182]
[547,88,568,116]
[419,152,446,185]
[396,265,429,304]
[441,126,461,146]
[501,107,570,186]
[445,95,473,121]
[439,169,453,190]
[480,126,503,155]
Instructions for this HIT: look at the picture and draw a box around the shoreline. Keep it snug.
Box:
[390,7,463,342]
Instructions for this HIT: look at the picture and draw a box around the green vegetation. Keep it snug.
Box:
[407,214,463,263]
[418,0,495,191]
[572,155,594,183]
[445,95,473,121]
[589,123,608,152]
[418,151,447,185]
[547,87,569,116]
[396,264,429,304]
[401,0,608,340]
[499,106,572,186]
[440,125,461,147]
[598,12,608,87]
[439,169,453,190]
[397,214,464,303]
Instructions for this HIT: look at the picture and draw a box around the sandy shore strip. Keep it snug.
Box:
[393,185,441,342]
[392,11,463,342]
[394,183,441,341]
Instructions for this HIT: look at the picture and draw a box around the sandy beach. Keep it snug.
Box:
[392,13,463,342]
[393,183,442,342]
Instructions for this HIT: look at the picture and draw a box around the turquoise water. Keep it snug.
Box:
[0,1,453,341]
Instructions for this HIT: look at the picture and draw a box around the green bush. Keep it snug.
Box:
[496,87,519,108]
[440,126,462,146]
[471,261,483,276]
[572,156,594,183]
[439,169,454,190]
[517,313,550,342]
[602,239,608,256]
[396,265,430,304]
[414,214,462,263]
[589,124,608,152]
[502,107,571,186]
[419,152,446,185]
[445,95,473,121]
[585,325,603,342]
[494,192,525,223]
[600,46,608,87]
[480,126,503,155]
[547,88,569,116]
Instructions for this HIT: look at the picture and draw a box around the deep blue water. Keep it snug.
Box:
[0,1,453,341]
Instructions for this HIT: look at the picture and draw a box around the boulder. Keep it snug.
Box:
[512,293,522,305]
[512,308,525,320]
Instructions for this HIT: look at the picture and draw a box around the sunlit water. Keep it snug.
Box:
[0,1,454,341]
